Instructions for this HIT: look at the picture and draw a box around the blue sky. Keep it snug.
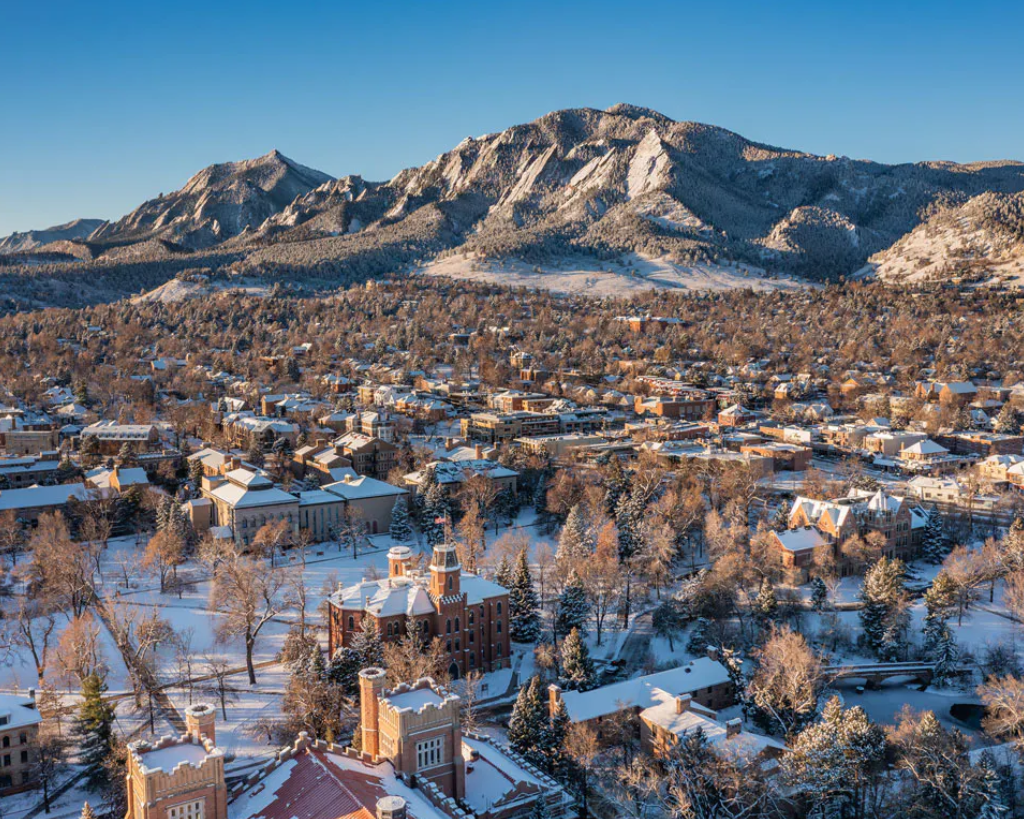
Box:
[2,0,1022,236]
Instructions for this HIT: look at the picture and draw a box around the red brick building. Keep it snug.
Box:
[328,544,511,678]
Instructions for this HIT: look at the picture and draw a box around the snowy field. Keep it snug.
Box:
[417,252,811,296]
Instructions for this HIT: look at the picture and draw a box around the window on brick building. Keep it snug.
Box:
[416,737,444,770]
[168,800,205,819]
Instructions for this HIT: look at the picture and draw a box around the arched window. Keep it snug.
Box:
[468,612,474,627]
[348,616,355,630]
[448,576,453,591]
[455,617,460,632]
[496,602,502,616]
[386,623,393,637]
[446,619,452,634]
[455,639,461,651]
[496,620,502,634]
[497,642,503,658]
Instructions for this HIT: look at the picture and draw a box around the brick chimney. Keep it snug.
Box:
[184,703,217,744]
[474,443,484,459]
[359,667,387,758]
[387,546,413,578]
[706,646,720,662]
[445,437,454,452]
[675,695,692,714]
[547,684,562,719]
[725,718,742,738]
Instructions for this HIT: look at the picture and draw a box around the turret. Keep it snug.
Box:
[359,667,387,758]
[429,541,461,598]
[388,546,413,578]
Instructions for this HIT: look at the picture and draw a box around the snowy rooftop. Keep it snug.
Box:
[558,659,730,723]
[137,742,212,773]
[462,736,544,813]
[774,527,825,553]
[384,687,445,712]
[0,694,42,730]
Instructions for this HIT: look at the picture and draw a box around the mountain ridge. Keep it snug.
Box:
[2,104,1024,310]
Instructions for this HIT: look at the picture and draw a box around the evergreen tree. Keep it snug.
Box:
[557,504,594,564]
[652,600,684,652]
[754,577,779,624]
[508,676,547,764]
[559,628,595,691]
[614,488,645,562]
[602,458,629,517]
[810,576,829,612]
[544,698,571,777]
[686,617,711,656]
[389,495,413,543]
[922,510,948,564]
[555,570,590,639]
[246,436,264,468]
[422,477,450,547]
[508,547,541,642]
[859,557,908,659]
[785,696,887,818]
[116,441,137,468]
[75,674,115,790]
[81,803,97,819]
[495,554,514,589]
[976,751,1009,819]
[994,404,1021,435]
[351,620,385,668]
[327,646,363,694]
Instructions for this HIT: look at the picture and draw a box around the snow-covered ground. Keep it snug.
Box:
[417,252,811,296]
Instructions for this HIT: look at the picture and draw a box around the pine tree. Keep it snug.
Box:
[859,557,908,659]
[555,570,590,639]
[994,404,1021,435]
[495,554,514,589]
[508,676,546,763]
[116,441,137,468]
[557,504,594,564]
[528,796,551,819]
[560,628,595,691]
[652,600,684,652]
[327,646,363,694]
[80,803,97,819]
[389,495,412,543]
[422,478,450,547]
[810,576,829,612]
[686,617,710,656]
[351,620,385,668]
[614,488,645,562]
[509,547,541,642]
[785,696,887,818]
[544,697,571,777]
[922,511,948,564]
[75,674,115,790]
[754,577,779,624]
[975,750,1009,819]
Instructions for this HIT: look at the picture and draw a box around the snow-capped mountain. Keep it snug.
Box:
[863,191,1024,286]
[0,218,106,254]
[88,150,334,250]
[4,104,1024,311]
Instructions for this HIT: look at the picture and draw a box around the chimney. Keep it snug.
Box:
[184,703,217,744]
[725,718,742,738]
[706,646,719,662]
[475,443,484,459]
[547,684,562,719]
[376,796,407,819]
[344,473,353,483]
[445,437,454,452]
[675,695,692,714]
[231,456,241,471]
[359,667,387,759]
